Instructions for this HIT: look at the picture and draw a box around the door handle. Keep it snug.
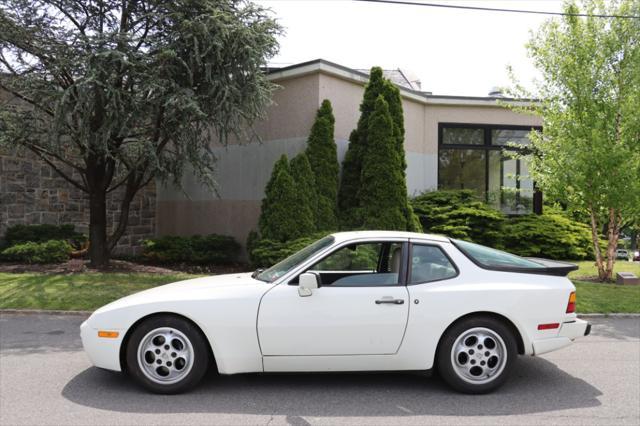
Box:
[375,299,405,305]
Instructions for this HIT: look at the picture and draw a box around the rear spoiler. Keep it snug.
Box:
[523,258,579,277]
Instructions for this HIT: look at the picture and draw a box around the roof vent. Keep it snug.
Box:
[488,87,505,97]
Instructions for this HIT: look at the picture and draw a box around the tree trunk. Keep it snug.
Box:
[89,190,109,268]
[588,206,606,281]
[603,208,620,282]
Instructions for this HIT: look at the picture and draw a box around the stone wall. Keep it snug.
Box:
[0,149,156,256]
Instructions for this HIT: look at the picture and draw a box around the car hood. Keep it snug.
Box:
[93,272,266,315]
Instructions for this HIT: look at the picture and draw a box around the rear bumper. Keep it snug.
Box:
[532,318,590,356]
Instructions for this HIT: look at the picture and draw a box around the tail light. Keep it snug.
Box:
[566,291,576,313]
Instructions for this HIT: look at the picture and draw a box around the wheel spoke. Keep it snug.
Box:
[137,327,195,385]
[450,327,507,385]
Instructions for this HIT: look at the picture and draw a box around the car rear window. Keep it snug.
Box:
[453,239,545,269]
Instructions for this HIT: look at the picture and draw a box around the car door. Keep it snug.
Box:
[257,240,410,356]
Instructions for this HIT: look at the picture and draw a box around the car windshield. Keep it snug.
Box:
[255,236,335,283]
[453,239,545,269]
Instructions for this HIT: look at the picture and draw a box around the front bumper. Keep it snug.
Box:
[532,318,591,355]
[80,319,123,372]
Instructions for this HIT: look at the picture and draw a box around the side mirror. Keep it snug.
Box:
[298,272,319,297]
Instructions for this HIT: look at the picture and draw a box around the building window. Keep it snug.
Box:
[437,123,541,215]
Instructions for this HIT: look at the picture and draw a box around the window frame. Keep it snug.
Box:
[407,242,460,285]
[289,240,410,287]
[437,122,543,215]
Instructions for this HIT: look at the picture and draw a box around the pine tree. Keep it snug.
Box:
[305,100,339,231]
[258,155,314,242]
[338,67,386,226]
[290,153,318,232]
[338,66,421,231]
[359,96,408,230]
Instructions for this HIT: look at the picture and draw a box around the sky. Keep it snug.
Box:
[256,0,567,96]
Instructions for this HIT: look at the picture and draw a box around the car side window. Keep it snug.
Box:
[306,242,404,287]
[410,244,457,284]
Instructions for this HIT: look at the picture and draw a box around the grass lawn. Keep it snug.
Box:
[568,259,640,280]
[0,272,200,311]
[0,262,639,313]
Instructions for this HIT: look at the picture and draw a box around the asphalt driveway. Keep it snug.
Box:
[0,313,638,425]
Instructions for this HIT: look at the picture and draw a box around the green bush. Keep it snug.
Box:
[3,224,86,248]
[248,232,330,268]
[142,234,240,265]
[501,212,593,260]
[411,190,504,246]
[1,240,73,263]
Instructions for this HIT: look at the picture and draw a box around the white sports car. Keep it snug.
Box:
[81,231,590,394]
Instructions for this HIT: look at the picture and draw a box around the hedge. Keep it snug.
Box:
[411,190,504,246]
[1,240,73,264]
[3,224,86,249]
[142,234,240,265]
[248,232,330,268]
[501,211,593,260]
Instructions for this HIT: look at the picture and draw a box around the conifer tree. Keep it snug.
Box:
[338,67,421,231]
[305,100,339,230]
[290,153,318,231]
[359,96,408,230]
[258,155,314,241]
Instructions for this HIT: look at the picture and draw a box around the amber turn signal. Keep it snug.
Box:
[97,331,119,338]
[566,291,576,313]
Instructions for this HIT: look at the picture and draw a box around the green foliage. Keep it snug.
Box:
[0,0,281,266]
[501,212,594,260]
[359,96,408,230]
[338,67,386,226]
[3,224,86,249]
[258,155,315,242]
[411,190,505,246]
[290,153,318,231]
[141,235,240,265]
[337,129,362,228]
[508,0,640,279]
[248,232,329,267]
[313,243,380,271]
[337,67,417,230]
[305,100,339,230]
[1,240,73,264]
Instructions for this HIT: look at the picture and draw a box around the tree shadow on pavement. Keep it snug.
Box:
[62,356,602,417]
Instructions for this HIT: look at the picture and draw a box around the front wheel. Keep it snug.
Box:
[125,315,211,394]
[437,317,517,394]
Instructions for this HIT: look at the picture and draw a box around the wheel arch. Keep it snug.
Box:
[118,312,217,373]
[435,311,526,359]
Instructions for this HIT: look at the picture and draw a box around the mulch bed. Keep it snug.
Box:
[0,259,249,275]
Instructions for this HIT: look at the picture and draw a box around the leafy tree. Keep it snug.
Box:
[290,152,318,231]
[0,0,280,267]
[305,99,339,231]
[258,155,314,242]
[359,96,408,230]
[510,0,640,280]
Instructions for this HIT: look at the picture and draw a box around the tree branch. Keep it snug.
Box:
[25,146,88,192]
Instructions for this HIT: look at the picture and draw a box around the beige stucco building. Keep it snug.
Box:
[156,59,542,246]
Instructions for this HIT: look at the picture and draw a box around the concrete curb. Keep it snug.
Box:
[578,313,640,318]
[0,309,92,316]
[1,309,638,318]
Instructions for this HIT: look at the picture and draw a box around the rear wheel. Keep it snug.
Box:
[437,316,517,394]
[125,315,210,394]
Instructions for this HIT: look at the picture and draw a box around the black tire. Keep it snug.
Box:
[437,316,517,394]
[125,315,211,394]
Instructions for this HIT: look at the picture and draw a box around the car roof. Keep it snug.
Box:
[329,230,451,244]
